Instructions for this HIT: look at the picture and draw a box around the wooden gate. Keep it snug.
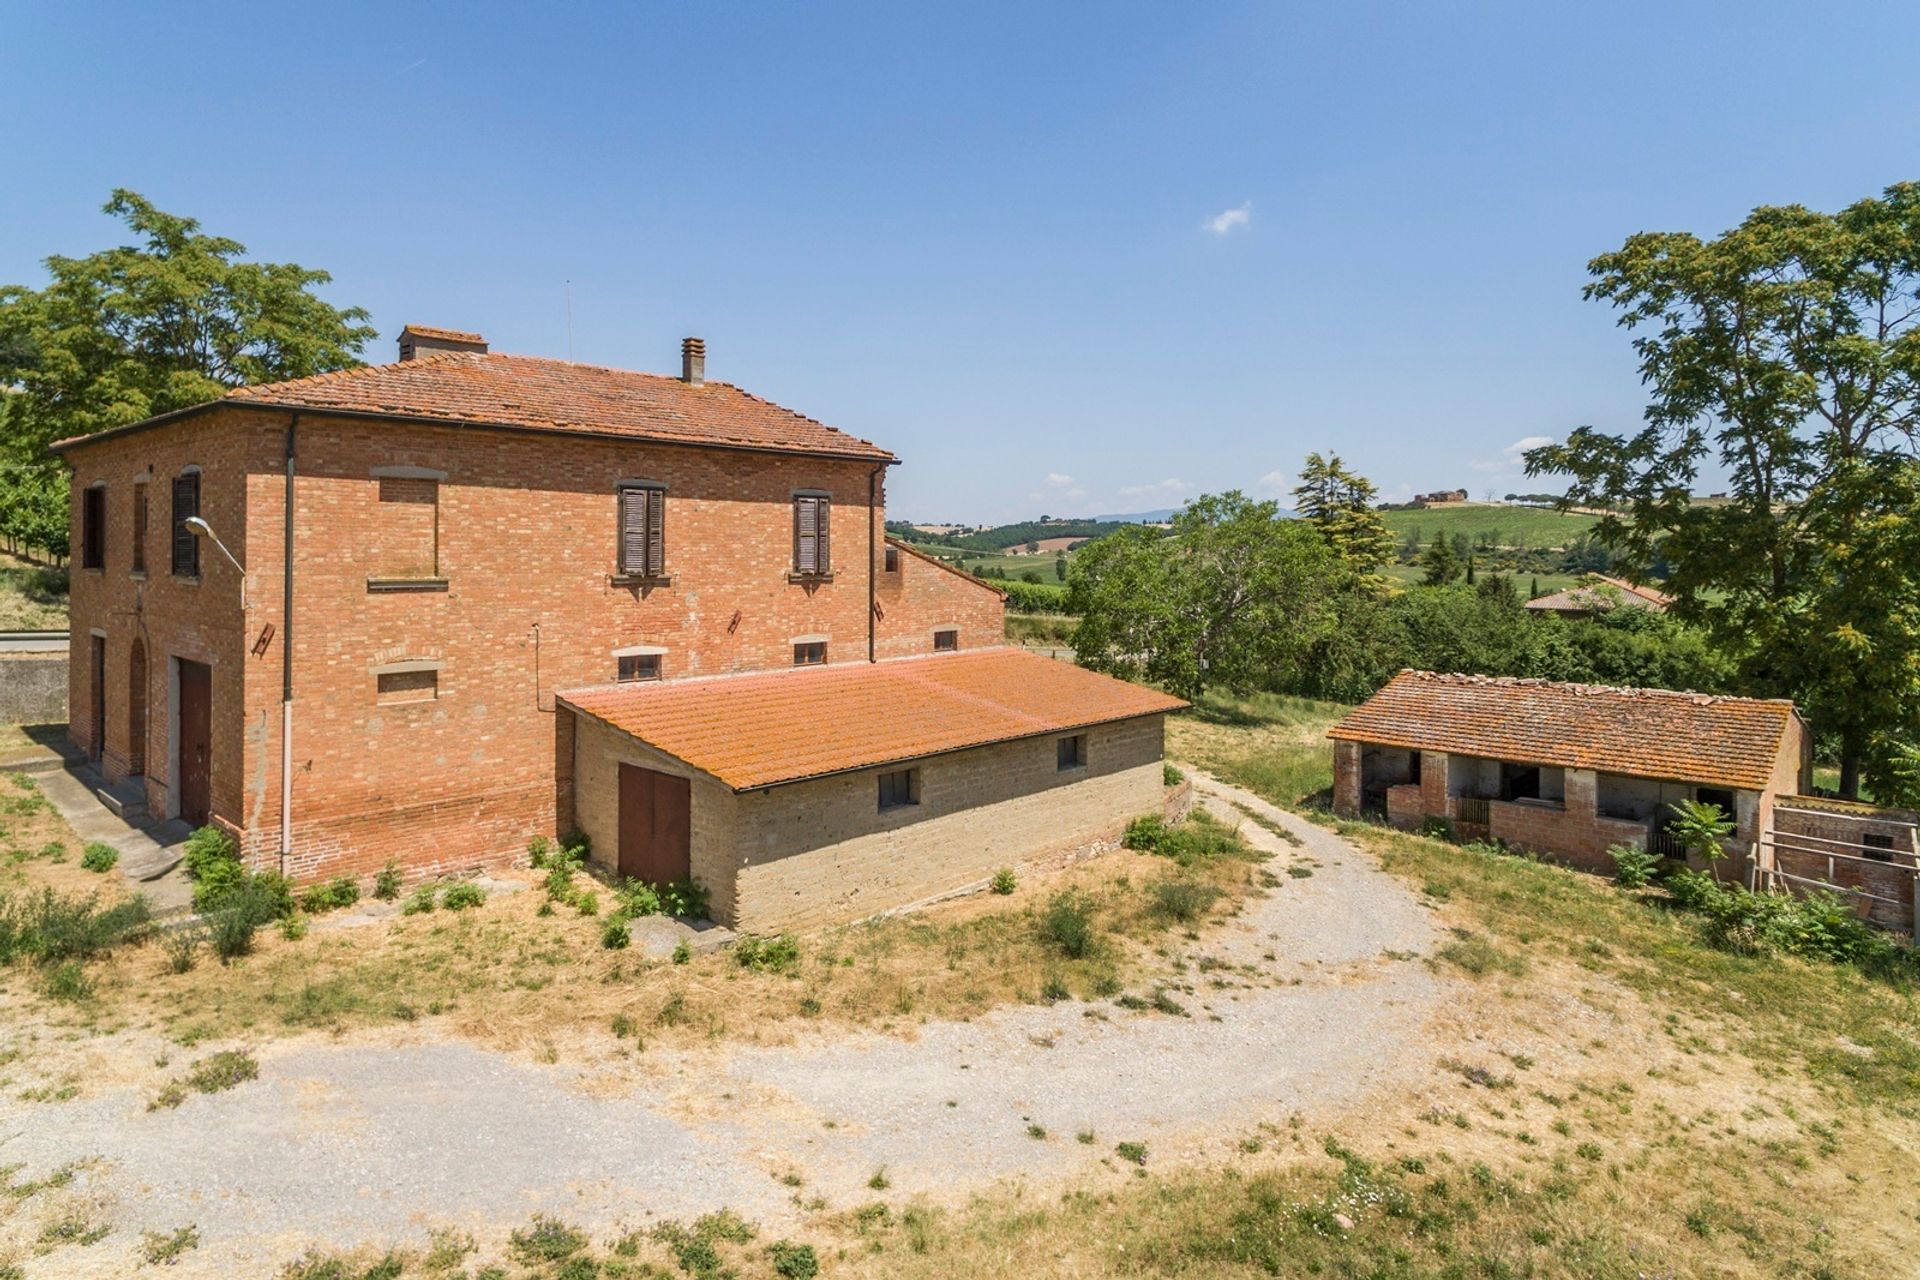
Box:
[618,764,691,885]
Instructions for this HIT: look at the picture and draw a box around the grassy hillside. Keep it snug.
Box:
[1381,504,1600,550]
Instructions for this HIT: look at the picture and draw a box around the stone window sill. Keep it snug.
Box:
[609,573,675,589]
[367,577,449,594]
[787,572,835,585]
[129,571,148,582]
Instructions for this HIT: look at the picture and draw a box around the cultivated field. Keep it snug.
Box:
[1380,503,1601,550]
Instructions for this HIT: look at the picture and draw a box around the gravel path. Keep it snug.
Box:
[1,777,1447,1273]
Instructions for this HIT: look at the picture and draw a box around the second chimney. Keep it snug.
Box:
[681,337,706,386]
[398,325,488,362]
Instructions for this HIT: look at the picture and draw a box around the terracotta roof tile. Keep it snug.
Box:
[219,351,894,461]
[558,648,1185,791]
[1524,575,1673,615]
[1329,670,1798,791]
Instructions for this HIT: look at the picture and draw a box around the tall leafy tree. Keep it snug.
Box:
[0,191,375,556]
[1528,184,1920,796]
[1068,491,1343,699]
[1292,451,1392,574]
[1420,536,1463,585]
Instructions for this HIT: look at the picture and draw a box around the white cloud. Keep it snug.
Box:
[1027,472,1086,504]
[1256,469,1292,494]
[1204,201,1253,236]
[1469,435,1556,475]
[1117,478,1190,500]
[1043,473,1077,489]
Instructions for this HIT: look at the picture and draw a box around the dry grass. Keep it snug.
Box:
[0,775,1267,1071]
[0,551,68,630]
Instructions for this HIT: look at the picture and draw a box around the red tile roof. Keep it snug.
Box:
[559,648,1185,791]
[52,350,894,461]
[1329,670,1799,791]
[218,352,894,460]
[1524,575,1673,615]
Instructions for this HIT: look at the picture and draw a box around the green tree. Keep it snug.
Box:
[1530,184,1920,795]
[1067,491,1343,699]
[0,189,375,461]
[1292,452,1392,574]
[1421,536,1463,586]
[1667,799,1736,863]
[1053,554,1067,581]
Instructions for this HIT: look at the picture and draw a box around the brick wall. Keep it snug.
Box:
[63,405,1006,883]
[1771,799,1918,933]
[874,541,1006,660]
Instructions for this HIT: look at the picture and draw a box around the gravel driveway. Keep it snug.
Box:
[1,777,1447,1274]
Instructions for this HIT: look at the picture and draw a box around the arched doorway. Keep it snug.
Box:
[127,637,147,778]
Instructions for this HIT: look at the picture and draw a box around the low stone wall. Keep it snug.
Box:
[0,654,67,726]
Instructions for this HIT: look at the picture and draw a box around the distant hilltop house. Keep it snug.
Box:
[1412,488,1469,505]
[1524,574,1673,619]
[1330,671,1809,882]
[53,326,1185,930]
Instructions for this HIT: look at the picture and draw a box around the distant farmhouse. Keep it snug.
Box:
[1524,574,1673,620]
[1411,488,1469,505]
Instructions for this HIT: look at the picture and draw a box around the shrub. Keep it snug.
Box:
[1665,870,1919,979]
[735,933,801,974]
[298,876,360,914]
[527,835,554,868]
[1153,876,1223,923]
[1116,1140,1148,1165]
[1122,810,1246,866]
[181,824,238,882]
[672,939,692,965]
[402,885,437,915]
[574,890,600,916]
[509,1215,587,1264]
[279,912,309,941]
[163,926,202,973]
[80,842,118,873]
[1,887,152,964]
[42,959,93,1003]
[659,877,710,919]
[1122,815,1168,852]
[1609,843,1661,889]
[990,867,1017,895]
[1041,889,1098,958]
[1163,762,1185,786]
[372,862,403,900]
[440,882,487,911]
[768,1240,820,1280]
[1419,816,1455,842]
[601,916,630,949]
[616,880,662,917]
[1667,798,1735,862]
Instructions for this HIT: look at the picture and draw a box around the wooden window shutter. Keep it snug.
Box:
[646,487,665,576]
[794,495,819,575]
[816,495,830,572]
[171,473,200,577]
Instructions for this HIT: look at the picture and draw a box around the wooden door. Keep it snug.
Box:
[176,659,212,826]
[618,764,691,885]
[127,639,147,776]
[88,635,106,763]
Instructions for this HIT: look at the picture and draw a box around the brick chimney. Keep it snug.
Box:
[398,325,488,362]
[681,337,706,386]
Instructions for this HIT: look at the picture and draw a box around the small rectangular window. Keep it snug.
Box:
[377,669,437,704]
[878,767,919,811]
[171,472,201,578]
[131,482,147,574]
[933,628,958,652]
[884,546,900,572]
[793,640,827,666]
[618,484,666,578]
[617,653,663,682]
[793,493,831,575]
[1863,833,1896,862]
[81,486,106,570]
[1057,734,1087,771]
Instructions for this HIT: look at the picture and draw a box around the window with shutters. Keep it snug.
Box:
[80,485,106,570]
[617,483,667,580]
[370,474,441,584]
[170,471,201,578]
[933,628,958,652]
[792,492,831,577]
[131,481,147,575]
[878,767,919,811]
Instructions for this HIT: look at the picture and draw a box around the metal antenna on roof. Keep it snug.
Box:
[565,280,574,361]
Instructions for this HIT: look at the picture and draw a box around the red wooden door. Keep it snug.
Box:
[618,764,691,884]
[176,659,212,826]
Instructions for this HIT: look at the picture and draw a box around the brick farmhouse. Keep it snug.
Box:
[54,327,1183,928]
[1330,671,1811,879]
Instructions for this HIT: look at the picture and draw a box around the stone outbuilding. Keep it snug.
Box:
[559,647,1185,931]
[1330,671,1810,878]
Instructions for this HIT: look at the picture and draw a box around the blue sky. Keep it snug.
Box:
[6,2,1917,522]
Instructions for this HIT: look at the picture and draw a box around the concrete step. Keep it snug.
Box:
[97,777,150,820]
